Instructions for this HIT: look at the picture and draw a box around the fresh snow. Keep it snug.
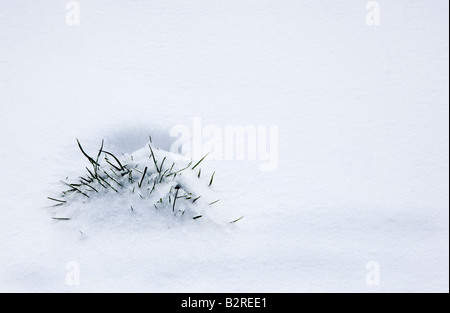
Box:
[0,0,448,292]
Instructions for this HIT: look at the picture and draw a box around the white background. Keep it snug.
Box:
[0,0,448,292]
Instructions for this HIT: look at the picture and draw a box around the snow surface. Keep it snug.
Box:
[0,0,448,292]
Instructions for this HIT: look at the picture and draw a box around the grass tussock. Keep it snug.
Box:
[48,138,244,223]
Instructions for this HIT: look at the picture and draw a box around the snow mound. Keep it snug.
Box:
[48,139,231,232]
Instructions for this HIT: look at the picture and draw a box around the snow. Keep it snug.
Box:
[0,0,448,292]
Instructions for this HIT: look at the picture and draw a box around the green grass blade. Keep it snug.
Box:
[105,158,122,172]
[172,188,179,212]
[209,199,220,205]
[230,216,244,223]
[103,170,123,187]
[176,161,193,174]
[60,181,90,198]
[102,150,124,171]
[209,171,215,186]
[98,176,119,193]
[138,166,148,188]
[160,157,166,172]
[160,169,170,183]
[95,139,104,176]
[80,176,93,184]
[148,144,159,173]
[47,197,66,203]
[77,139,100,177]
[80,181,99,193]
[191,153,209,170]
[77,139,96,164]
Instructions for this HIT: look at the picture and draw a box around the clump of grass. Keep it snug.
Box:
[49,138,224,221]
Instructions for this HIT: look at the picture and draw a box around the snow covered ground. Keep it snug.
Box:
[0,0,448,292]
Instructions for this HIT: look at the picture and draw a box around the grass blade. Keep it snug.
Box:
[105,158,122,172]
[80,181,99,193]
[160,169,170,183]
[148,144,159,173]
[138,166,148,188]
[209,171,215,186]
[80,176,93,184]
[173,187,179,212]
[77,139,96,164]
[230,216,244,224]
[47,197,66,203]
[175,160,193,174]
[159,157,166,173]
[98,176,119,193]
[209,199,220,205]
[60,181,90,198]
[192,153,209,170]
[103,170,123,187]
[95,139,104,177]
[149,180,156,194]
[77,139,100,177]
[85,167,96,180]
[102,150,124,171]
